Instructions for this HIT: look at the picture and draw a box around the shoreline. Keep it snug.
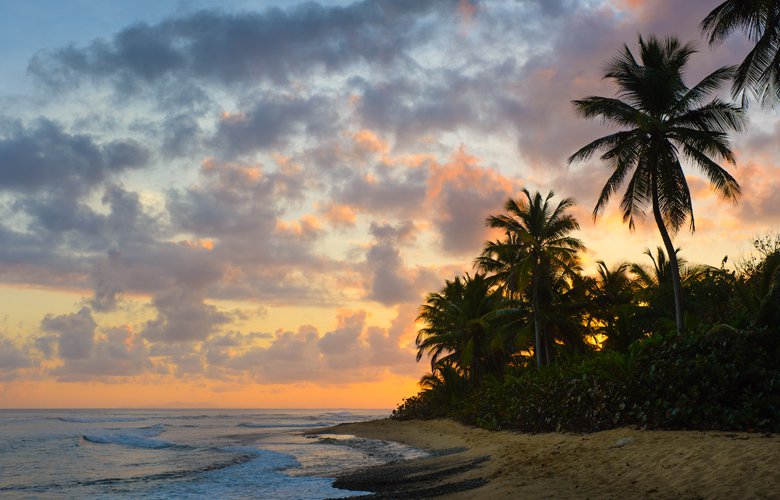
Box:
[318,418,780,499]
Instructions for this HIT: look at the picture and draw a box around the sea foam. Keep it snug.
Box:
[81,424,175,449]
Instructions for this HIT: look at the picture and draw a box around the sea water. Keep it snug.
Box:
[0,409,427,499]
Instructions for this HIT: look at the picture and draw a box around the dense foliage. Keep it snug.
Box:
[394,4,780,434]
[394,325,780,433]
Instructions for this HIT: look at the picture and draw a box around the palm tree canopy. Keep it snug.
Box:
[569,35,745,234]
[415,273,509,383]
[630,247,712,291]
[481,188,585,292]
[701,0,780,105]
[590,260,636,309]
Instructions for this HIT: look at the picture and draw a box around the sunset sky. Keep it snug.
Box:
[1,0,778,408]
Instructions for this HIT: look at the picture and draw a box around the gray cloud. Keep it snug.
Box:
[51,326,153,381]
[41,307,97,360]
[159,113,204,159]
[317,310,366,369]
[363,222,420,305]
[334,161,429,217]
[0,336,34,381]
[142,287,231,343]
[212,95,337,157]
[28,1,457,91]
[0,118,149,197]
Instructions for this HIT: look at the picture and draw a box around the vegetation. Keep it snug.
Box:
[479,189,584,368]
[701,0,780,105]
[394,229,780,432]
[393,5,780,432]
[569,34,744,334]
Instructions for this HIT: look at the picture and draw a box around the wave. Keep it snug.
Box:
[81,424,176,450]
[58,416,147,423]
[237,422,328,429]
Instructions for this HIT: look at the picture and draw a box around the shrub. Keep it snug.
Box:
[393,326,780,433]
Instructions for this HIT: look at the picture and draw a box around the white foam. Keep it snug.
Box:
[81,424,173,449]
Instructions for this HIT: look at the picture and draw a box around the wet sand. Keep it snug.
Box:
[324,418,780,499]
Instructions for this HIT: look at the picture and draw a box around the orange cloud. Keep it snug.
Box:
[427,145,514,201]
[320,203,357,228]
[353,129,389,154]
[426,145,519,255]
[275,214,322,238]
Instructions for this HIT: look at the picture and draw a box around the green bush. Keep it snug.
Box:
[393,326,780,433]
[628,326,780,431]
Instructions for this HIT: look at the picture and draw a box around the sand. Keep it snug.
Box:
[324,419,780,499]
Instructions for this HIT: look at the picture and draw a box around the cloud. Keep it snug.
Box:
[0,336,34,381]
[317,310,368,369]
[363,221,423,305]
[28,1,458,91]
[0,118,149,200]
[51,325,153,381]
[366,303,420,372]
[89,249,124,312]
[142,287,231,343]
[427,146,518,255]
[320,203,357,229]
[212,96,337,157]
[732,162,780,226]
[41,307,97,360]
[202,306,420,384]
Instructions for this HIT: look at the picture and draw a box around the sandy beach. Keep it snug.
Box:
[324,419,780,499]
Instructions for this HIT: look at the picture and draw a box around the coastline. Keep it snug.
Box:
[320,418,780,499]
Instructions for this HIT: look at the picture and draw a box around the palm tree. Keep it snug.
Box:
[701,0,780,105]
[630,247,712,330]
[418,362,470,406]
[415,273,509,385]
[569,35,745,334]
[586,261,639,351]
[481,189,584,367]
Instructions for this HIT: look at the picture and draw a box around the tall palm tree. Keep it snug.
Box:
[701,0,780,105]
[481,189,584,367]
[415,273,509,385]
[569,35,745,334]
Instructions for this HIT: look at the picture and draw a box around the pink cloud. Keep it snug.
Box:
[426,145,519,255]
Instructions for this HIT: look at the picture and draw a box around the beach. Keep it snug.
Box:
[326,419,780,499]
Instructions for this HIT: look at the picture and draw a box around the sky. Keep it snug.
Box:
[0,0,778,408]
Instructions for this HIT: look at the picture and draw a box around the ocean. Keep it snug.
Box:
[0,409,427,499]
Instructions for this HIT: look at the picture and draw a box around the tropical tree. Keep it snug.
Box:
[415,273,511,385]
[480,189,585,367]
[701,0,780,105]
[569,35,745,334]
[418,362,470,406]
[736,234,780,326]
[585,261,640,351]
[630,247,712,331]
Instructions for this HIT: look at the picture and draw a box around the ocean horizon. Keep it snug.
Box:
[0,408,426,499]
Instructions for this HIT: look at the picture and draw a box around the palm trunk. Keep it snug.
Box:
[651,172,684,334]
[533,273,543,368]
[545,333,553,366]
